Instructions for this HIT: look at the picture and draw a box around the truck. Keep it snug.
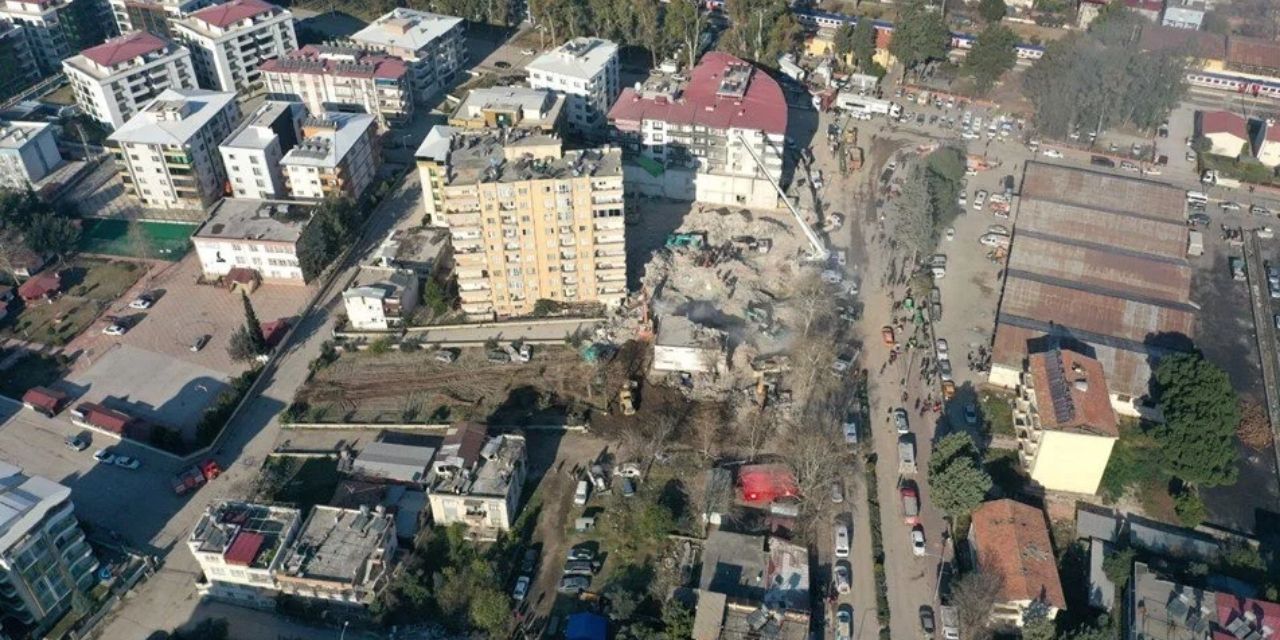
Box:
[940,605,960,640]
[835,92,900,118]
[898,435,917,474]
[171,459,222,496]
[1187,230,1204,257]
[900,484,920,524]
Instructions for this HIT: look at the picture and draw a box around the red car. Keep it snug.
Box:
[900,485,920,525]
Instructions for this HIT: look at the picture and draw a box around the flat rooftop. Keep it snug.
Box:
[0,462,70,553]
[348,8,462,55]
[190,501,300,569]
[444,129,621,186]
[0,120,50,149]
[452,86,563,128]
[1131,562,1215,640]
[109,88,236,146]
[220,100,301,151]
[415,124,458,163]
[656,314,719,349]
[193,198,315,244]
[700,530,810,613]
[428,433,525,497]
[279,505,392,584]
[345,267,416,301]
[525,37,617,80]
[281,112,374,168]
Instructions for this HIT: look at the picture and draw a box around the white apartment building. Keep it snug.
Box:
[525,37,619,134]
[427,424,527,538]
[109,0,218,39]
[342,266,418,330]
[63,30,198,130]
[219,99,303,199]
[0,462,99,636]
[280,111,377,201]
[260,44,412,128]
[0,0,112,75]
[192,198,312,282]
[0,121,61,189]
[608,52,787,208]
[172,0,296,96]
[347,9,464,104]
[108,88,239,209]
[189,501,302,608]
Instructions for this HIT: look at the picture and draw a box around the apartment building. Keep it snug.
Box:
[0,462,99,636]
[608,52,787,209]
[343,266,418,330]
[108,87,239,209]
[274,504,397,605]
[109,0,218,38]
[1014,347,1120,495]
[427,128,626,319]
[347,8,464,104]
[280,111,377,201]
[189,501,302,608]
[427,424,527,538]
[0,20,40,101]
[218,99,303,199]
[0,0,111,75]
[449,86,563,132]
[191,198,312,282]
[173,0,296,96]
[0,121,61,188]
[63,30,198,129]
[525,37,619,134]
[414,124,456,227]
[260,44,411,128]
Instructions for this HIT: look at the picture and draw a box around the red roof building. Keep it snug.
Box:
[223,531,266,566]
[187,0,276,29]
[1226,35,1280,74]
[1200,110,1251,157]
[259,45,413,127]
[1214,593,1280,640]
[969,500,1066,624]
[73,402,135,435]
[21,386,67,416]
[80,31,170,68]
[737,464,799,503]
[1123,0,1164,20]
[17,272,60,301]
[259,45,407,81]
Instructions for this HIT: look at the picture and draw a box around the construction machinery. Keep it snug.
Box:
[735,133,828,261]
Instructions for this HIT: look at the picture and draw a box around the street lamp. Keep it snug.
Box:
[339,620,349,640]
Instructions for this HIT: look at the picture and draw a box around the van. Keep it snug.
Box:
[1186,190,1209,204]
[573,480,590,505]
[834,524,850,558]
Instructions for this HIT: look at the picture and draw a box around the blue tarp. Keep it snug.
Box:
[566,612,608,640]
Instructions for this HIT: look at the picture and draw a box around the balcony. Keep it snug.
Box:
[595,234,625,246]
[598,271,626,282]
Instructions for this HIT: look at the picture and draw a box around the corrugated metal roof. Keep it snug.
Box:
[1007,234,1193,303]
[1014,200,1189,260]
[1000,277,1195,344]
[1020,162,1187,222]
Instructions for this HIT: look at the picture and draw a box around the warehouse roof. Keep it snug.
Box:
[1019,162,1186,221]
[1226,35,1280,72]
[1138,24,1226,60]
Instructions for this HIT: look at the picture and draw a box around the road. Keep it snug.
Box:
[92,170,428,637]
[1242,234,1280,478]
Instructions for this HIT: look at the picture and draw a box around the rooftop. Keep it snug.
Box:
[415,124,458,163]
[442,129,622,186]
[345,268,416,303]
[525,37,618,80]
[1201,110,1250,138]
[189,501,300,570]
[72,30,172,72]
[193,198,315,244]
[352,440,436,484]
[656,315,723,350]
[259,44,408,81]
[0,120,50,150]
[970,499,1066,610]
[699,530,810,613]
[220,100,302,151]
[1226,35,1280,71]
[278,505,393,586]
[1213,592,1280,640]
[0,461,71,553]
[1131,562,1215,640]
[379,226,450,272]
[452,86,564,129]
[280,112,375,168]
[608,52,788,136]
[1138,24,1226,60]
[429,425,525,497]
[186,0,279,29]
[1026,348,1119,437]
[348,9,462,55]
[108,88,237,146]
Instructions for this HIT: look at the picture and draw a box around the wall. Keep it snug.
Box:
[621,162,695,200]
[695,172,780,209]
[1029,430,1117,495]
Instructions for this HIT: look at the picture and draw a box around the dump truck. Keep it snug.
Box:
[171,459,222,496]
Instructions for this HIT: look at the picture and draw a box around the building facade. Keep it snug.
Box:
[0,0,111,76]
[260,44,411,128]
[342,267,418,330]
[608,52,787,209]
[525,37,619,134]
[109,0,217,38]
[1014,348,1119,495]
[427,128,626,319]
[172,0,296,96]
[280,111,377,201]
[0,20,40,101]
[191,198,312,282]
[218,99,303,199]
[347,9,464,104]
[63,30,197,129]
[188,501,302,608]
[0,121,61,188]
[108,88,239,209]
[0,463,98,636]
[427,425,527,538]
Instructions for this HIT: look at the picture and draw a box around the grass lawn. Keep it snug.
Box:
[979,388,1016,437]
[0,352,67,400]
[63,260,143,301]
[1,297,102,346]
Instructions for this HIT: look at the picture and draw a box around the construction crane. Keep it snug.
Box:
[736,133,829,261]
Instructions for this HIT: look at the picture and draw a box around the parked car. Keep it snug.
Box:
[935,338,949,360]
[938,359,953,382]
[563,561,595,576]
[964,403,979,425]
[834,524,850,558]
[836,605,854,640]
[1188,212,1211,226]
[512,576,530,601]
[128,295,154,310]
[434,349,457,364]
[834,561,851,594]
[911,526,926,556]
[900,484,920,525]
[573,480,590,505]
[102,323,127,336]
[1221,201,1241,211]
[1042,148,1063,159]
[842,414,859,445]
[557,575,590,594]
[64,434,89,451]
[93,448,115,464]
[113,456,140,470]
[831,481,845,504]
[567,544,595,562]
[973,190,987,210]
[520,547,539,574]
[894,408,910,434]
[919,605,937,635]
[190,335,210,352]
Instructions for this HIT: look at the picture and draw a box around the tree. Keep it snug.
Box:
[927,432,992,518]
[1173,484,1207,527]
[888,1,949,76]
[833,23,855,60]
[467,586,510,637]
[1103,544,1135,590]
[297,197,359,281]
[722,0,798,67]
[227,326,260,362]
[978,0,1007,22]
[24,213,80,259]
[663,0,704,70]
[1022,615,1057,640]
[851,18,877,71]
[1237,399,1274,451]
[633,0,665,66]
[924,145,966,232]
[1151,353,1240,487]
[240,292,266,354]
[892,167,937,259]
[951,571,1002,640]
[964,24,1018,94]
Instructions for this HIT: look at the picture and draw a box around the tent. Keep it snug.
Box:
[566,612,607,640]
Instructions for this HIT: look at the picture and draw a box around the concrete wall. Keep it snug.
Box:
[695,172,780,209]
[1029,431,1117,495]
[622,162,695,200]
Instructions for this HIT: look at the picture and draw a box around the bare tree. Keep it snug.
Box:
[951,570,1004,640]
[690,402,729,459]
[893,166,937,262]
[622,403,689,463]
[791,273,836,339]
[735,408,776,463]
[781,416,845,516]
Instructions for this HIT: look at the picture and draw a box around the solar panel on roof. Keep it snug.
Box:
[1044,350,1077,423]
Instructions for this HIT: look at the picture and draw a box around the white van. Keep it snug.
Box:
[1186,190,1209,204]
[573,480,590,505]
[834,524,850,558]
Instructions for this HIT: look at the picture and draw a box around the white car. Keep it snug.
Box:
[512,576,530,601]
[114,456,140,470]
[935,338,949,360]
[836,606,853,640]
[834,524,850,558]
[102,323,127,336]
[911,526,926,556]
[834,561,851,593]
[1221,201,1241,211]
[973,190,987,210]
[958,191,967,206]
[93,448,115,464]
[128,296,153,310]
[1042,148,1064,159]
